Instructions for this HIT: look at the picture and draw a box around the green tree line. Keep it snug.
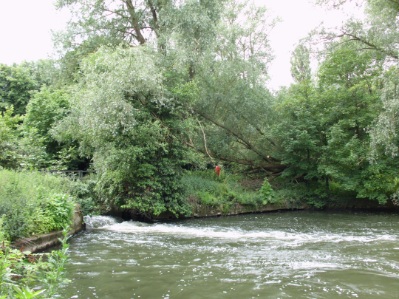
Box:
[1,0,398,219]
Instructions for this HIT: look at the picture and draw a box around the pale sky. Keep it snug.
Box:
[0,0,354,90]
[0,0,69,64]
[263,0,354,90]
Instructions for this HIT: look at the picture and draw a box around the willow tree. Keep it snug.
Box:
[182,1,281,172]
[54,46,196,218]
[55,0,226,53]
[52,0,284,218]
[55,0,280,170]
[365,0,399,159]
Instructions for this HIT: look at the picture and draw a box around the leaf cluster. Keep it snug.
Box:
[0,229,71,299]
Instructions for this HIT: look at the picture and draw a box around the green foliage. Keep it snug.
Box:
[369,68,399,158]
[0,106,49,170]
[291,44,312,83]
[0,231,70,298]
[38,230,71,296]
[316,0,399,204]
[56,0,278,173]
[197,191,220,207]
[0,64,38,115]
[21,59,66,88]
[272,33,398,206]
[0,106,23,169]
[53,46,196,218]
[19,0,398,210]
[259,179,276,205]
[42,194,75,231]
[24,87,69,139]
[22,86,86,170]
[182,170,278,211]
[272,81,322,186]
[0,170,76,241]
[68,175,101,215]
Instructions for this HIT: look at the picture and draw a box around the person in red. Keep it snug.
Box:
[215,165,221,176]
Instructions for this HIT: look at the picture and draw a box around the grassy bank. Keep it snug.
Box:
[181,170,292,216]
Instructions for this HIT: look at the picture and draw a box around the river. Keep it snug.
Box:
[62,211,399,298]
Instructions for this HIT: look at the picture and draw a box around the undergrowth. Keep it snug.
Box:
[181,170,280,211]
[0,226,70,299]
[0,169,76,241]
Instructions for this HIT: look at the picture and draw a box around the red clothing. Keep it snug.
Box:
[215,165,221,176]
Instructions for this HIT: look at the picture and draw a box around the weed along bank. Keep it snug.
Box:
[12,204,85,253]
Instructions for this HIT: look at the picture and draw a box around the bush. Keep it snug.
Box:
[259,179,277,205]
[0,170,76,241]
[66,175,104,216]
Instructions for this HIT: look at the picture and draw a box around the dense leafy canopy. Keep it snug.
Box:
[0,0,398,218]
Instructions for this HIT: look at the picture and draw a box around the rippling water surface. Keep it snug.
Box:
[63,212,399,298]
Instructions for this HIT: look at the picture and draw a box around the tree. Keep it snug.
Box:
[272,34,398,204]
[369,67,399,157]
[271,49,324,201]
[180,1,279,172]
[0,106,23,168]
[20,60,64,88]
[55,0,225,51]
[291,44,312,84]
[312,0,399,203]
[318,0,398,60]
[56,0,280,172]
[317,40,383,200]
[53,46,195,218]
[0,64,38,115]
[22,87,87,170]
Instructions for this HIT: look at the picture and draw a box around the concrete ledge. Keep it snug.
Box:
[188,201,305,219]
[12,204,85,253]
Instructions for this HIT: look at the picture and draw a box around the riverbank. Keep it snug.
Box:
[12,204,85,253]
[112,195,399,222]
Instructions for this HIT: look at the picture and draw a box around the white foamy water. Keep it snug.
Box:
[94,217,398,245]
[65,212,399,299]
[84,215,122,228]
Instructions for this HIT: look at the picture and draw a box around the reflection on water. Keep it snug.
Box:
[63,212,399,299]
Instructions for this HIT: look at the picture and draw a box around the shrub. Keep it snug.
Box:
[197,191,220,207]
[68,176,101,215]
[259,179,276,205]
[43,194,75,231]
[0,170,76,241]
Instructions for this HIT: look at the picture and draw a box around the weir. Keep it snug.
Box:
[63,211,399,298]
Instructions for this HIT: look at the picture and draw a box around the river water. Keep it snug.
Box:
[62,211,399,299]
